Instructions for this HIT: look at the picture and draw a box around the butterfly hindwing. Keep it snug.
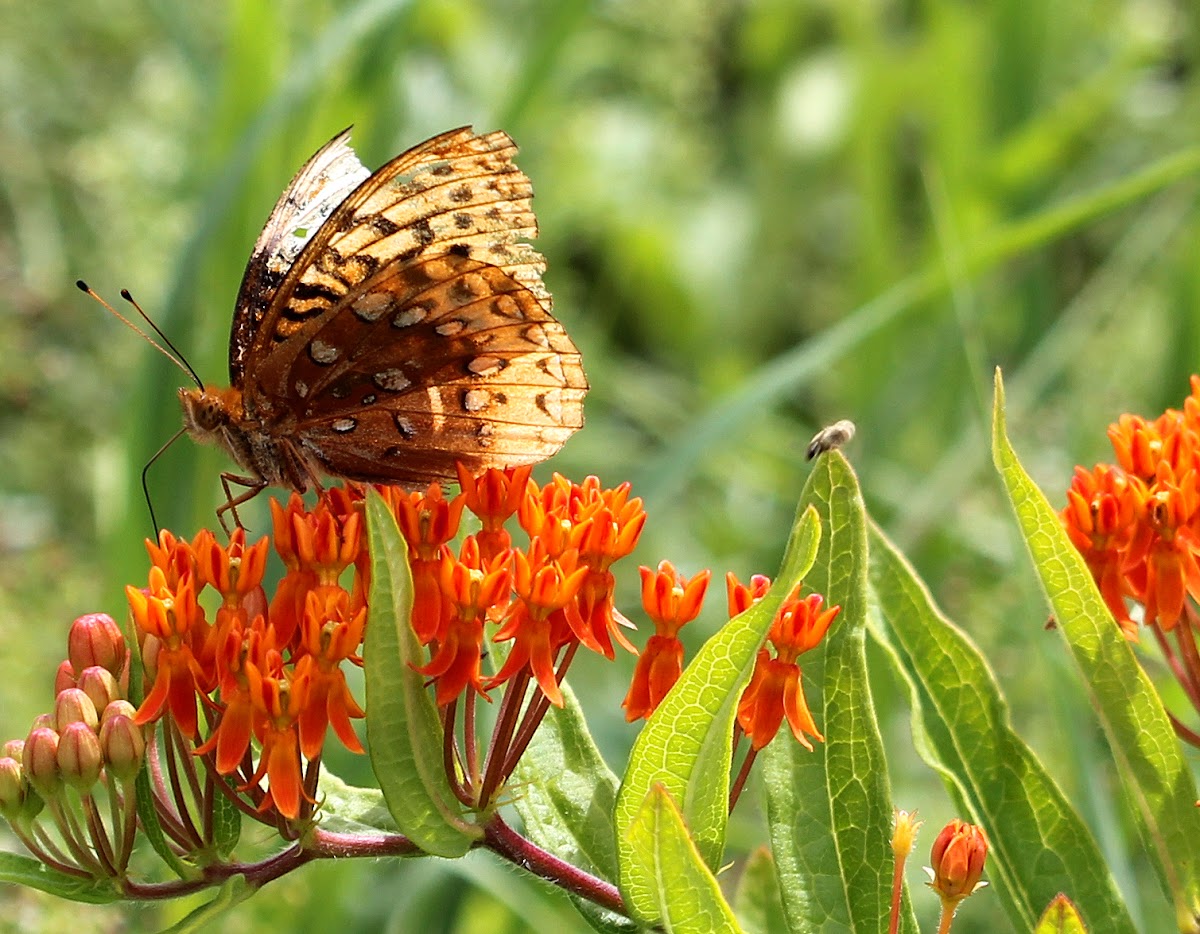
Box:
[285,252,585,482]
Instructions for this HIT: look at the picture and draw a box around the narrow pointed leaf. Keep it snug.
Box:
[991,368,1200,919]
[364,489,479,857]
[614,503,821,925]
[762,452,915,933]
[868,522,1135,932]
[733,848,788,934]
[623,784,743,934]
[0,851,118,903]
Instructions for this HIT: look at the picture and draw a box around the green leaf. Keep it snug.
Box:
[363,489,479,857]
[868,522,1135,932]
[0,851,118,904]
[614,503,821,926]
[991,368,1200,921]
[1033,894,1089,934]
[210,776,241,858]
[733,848,787,934]
[317,769,399,836]
[513,681,637,934]
[158,876,253,933]
[762,452,914,934]
[622,785,742,934]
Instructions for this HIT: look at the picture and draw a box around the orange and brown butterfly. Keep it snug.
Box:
[92,127,587,525]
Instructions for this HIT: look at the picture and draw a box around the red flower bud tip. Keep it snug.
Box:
[53,688,99,734]
[67,613,126,677]
[57,722,103,791]
[22,728,62,797]
[99,713,146,783]
[926,819,989,905]
[76,667,121,717]
[54,660,76,695]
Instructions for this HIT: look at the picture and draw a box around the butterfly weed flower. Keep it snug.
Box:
[727,574,840,810]
[385,483,466,644]
[417,536,511,706]
[622,561,711,722]
[1061,376,1200,748]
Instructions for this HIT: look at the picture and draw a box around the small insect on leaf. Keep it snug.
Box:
[807,419,856,460]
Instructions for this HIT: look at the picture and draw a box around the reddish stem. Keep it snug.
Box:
[483,814,625,916]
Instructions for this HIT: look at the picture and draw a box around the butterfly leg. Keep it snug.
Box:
[217,472,268,534]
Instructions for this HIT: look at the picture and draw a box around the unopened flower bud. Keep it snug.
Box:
[22,728,62,797]
[100,700,137,729]
[140,634,161,684]
[57,722,103,791]
[927,819,988,904]
[68,613,126,677]
[0,757,26,820]
[4,740,23,761]
[55,660,76,695]
[77,667,121,715]
[30,714,54,732]
[99,714,145,782]
[53,688,99,734]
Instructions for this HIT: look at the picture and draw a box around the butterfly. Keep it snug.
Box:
[175,127,587,525]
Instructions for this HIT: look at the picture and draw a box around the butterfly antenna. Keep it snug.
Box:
[75,280,204,389]
[141,427,187,536]
[120,288,205,388]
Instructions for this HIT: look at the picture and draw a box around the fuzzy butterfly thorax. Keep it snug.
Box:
[182,126,587,519]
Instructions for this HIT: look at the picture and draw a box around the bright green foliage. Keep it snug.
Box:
[763,452,912,933]
[992,370,1200,924]
[614,506,819,925]
[622,785,742,934]
[364,490,479,857]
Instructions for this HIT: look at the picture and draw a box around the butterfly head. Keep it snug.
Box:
[179,386,244,443]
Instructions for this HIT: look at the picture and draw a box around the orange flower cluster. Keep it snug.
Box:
[621,565,840,754]
[129,489,367,819]
[731,575,840,750]
[383,466,647,709]
[1061,377,1200,636]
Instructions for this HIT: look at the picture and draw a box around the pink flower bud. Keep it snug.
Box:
[77,667,121,715]
[57,722,102,791]
[53,688,98,734]
[55,660,76,695]
[99,714,145,783]
[67,613,126,677]
[0,757,26,820]
[3,740,23,761]
[100,700,137,728]
[22,727,61,797]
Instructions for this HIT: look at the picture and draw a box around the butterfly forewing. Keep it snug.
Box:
[230,130,371,384]
[240,127,552,392]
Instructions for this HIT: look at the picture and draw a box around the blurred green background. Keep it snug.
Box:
[2,0,1199,930]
